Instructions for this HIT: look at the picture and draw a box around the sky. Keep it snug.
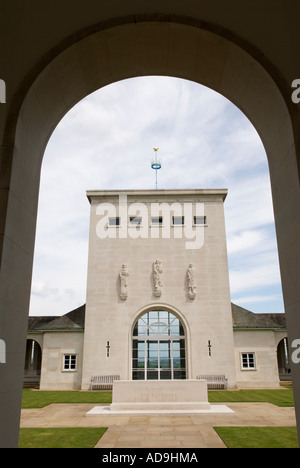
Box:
[29,76,284,317]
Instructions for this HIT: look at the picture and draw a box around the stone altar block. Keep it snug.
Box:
[109,379,211,411]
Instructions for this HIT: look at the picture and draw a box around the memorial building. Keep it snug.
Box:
[25,189,288,390]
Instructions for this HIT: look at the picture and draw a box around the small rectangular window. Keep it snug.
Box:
[194,216,206,225]
[172,216,184,225]
[129,216,142,225]
[109,217,120,226]
[63,354,77,371]
[151,216,163,225]
[241,352,256,370]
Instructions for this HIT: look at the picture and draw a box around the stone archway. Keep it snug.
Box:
[277,337,291,383]
[1,16,300,447]
[24,340,42,388]
[132,308,187,381]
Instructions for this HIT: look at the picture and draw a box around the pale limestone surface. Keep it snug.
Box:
[2,6,300,446]
[20,401,296,448]
[109,379,211,411]
[35,189,287,391]
[81,190,237,390]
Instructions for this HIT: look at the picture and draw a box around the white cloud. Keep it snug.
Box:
[31,281,54,297]
[229,258,282,295]
[232,294,282,305]
[227,229,269,255]
[29,76,283,316]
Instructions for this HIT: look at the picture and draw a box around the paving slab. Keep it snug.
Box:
[20,402,296,448]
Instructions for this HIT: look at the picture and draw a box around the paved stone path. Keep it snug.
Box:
[20,402,296,448]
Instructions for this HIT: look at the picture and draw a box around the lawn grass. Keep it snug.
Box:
[19,427,107,448]
[208,388,294,407]
[22,388,294,408]
[214,426,299,448]
[22,388,112,408]
[20,389,296,449]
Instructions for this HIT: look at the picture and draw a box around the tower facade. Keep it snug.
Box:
[81,189,237,389]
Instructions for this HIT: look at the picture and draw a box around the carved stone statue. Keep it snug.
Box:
[119,264,129,299]
[153,260,163,297]
[187,263,196,299]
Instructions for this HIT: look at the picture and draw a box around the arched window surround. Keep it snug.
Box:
[131,306,188,381]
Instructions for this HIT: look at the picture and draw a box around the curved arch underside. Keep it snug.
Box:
[1,15,300,447]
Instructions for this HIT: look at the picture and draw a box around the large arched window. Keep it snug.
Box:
[132,310,186,380]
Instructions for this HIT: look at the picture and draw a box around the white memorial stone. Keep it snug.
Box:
[109,379,211,411]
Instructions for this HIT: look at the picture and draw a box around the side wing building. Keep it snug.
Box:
[25,190,289,390]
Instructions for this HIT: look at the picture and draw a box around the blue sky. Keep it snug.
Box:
[29,76,284,316]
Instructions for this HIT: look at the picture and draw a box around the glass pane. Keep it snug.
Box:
[172,216,184,225]
[70,356,76,369]
[173,340,185,370]
[170,323,180,335]
[180,358,186,368]
[174,370,186,380]
[159,323,169,335]
[148,324,160,336]
[133,358,145,369]
[249,354,255,367]
[130,217,142,225]
[147,370,158,380]
[134,321,147,336]
[139,324,147,336]
[180,339,186,350]
[160,370,172,380]
[172,341,180,350]
[149,311,158,320]
[133,340,145,370]
[133,370,145,380]
[159,341,169,351]
[132,339,138,350]
[194,216,206,225]
[159,341,171,369]
[132,340,143,350]
[151,217,163,225]
[109,217,120,226]
[147,342,158,368]
[138,356,145,368]
[132,358,138,368]
[242,354,249,368]
[138,341,145,352]
[173,357,180,369]
[133,323,138,336]
[132,310,186,380]
[160,360,171,369]
[159,310,168,321]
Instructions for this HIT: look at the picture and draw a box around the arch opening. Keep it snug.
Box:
[32,75,283,318]
[1,17,300,447]
[23,339,42,388]
[277,337,291,383]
